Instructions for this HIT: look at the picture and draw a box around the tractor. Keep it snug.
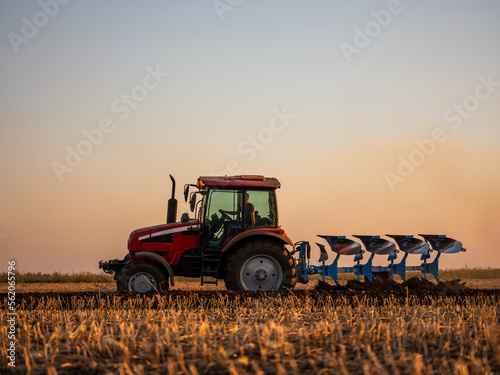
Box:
[99,175,297,292]
[100,174,466,292]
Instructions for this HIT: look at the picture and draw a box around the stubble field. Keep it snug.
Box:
[2,277,500,374]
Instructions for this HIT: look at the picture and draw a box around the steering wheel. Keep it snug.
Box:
[219,209,232,221]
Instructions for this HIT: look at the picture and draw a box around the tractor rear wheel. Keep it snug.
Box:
[224,239,296,291]
[117,260,169,293]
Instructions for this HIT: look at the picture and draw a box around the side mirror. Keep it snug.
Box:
[184,185,190,202]
[190,193,197,212]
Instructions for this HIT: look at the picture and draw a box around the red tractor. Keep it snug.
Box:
[99,175,297,292]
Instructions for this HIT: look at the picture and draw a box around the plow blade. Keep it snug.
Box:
[386,235,429,254]
[419,234,466,254]
[317,235,363,255]
[316,243,329,262]
[353,235,397,255]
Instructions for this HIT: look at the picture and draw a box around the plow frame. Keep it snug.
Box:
[294,235,464,285]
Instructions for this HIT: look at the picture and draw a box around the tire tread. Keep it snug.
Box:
[116,260,169,293]
[224,239,296,291]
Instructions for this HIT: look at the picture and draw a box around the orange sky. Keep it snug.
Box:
[0,138,498,272]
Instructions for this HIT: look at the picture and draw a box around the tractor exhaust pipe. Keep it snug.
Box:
[167,174,177,223]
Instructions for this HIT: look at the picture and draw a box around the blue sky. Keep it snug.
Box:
[0,0,499,272]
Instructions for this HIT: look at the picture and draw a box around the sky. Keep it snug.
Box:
[0,0,499,273]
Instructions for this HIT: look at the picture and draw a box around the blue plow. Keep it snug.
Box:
[295,234,465,285]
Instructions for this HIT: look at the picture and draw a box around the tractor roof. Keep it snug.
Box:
[198,175,280,189]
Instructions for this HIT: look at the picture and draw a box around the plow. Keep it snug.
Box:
[99,174,467,293]
[295,233,465,285]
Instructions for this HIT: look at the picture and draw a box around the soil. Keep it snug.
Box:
[3,278,499,309]
[314,277,484,301]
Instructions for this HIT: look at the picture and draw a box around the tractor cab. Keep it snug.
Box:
[202,188,278,249]
[186,176,280,251]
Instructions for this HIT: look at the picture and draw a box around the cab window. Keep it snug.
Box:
[205,190,243,247]
[246,190,278,228]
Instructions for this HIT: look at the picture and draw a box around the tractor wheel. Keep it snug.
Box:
[117,260,169,293]
[224,239,296,291]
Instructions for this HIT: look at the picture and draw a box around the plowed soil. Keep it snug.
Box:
[3,278,500,309]
[2,278,499,374]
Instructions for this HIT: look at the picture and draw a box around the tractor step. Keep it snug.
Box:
[200,250,222,286]
[200,278,218,285]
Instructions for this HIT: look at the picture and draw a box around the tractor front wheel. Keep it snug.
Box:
[225,239,296,291]
[117,260,169,293]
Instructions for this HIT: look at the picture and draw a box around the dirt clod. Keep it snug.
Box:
[312,277,483,301]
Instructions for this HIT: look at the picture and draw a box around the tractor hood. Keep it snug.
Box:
[128,220,200,250]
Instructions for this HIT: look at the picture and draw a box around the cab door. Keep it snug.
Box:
[203,189,243,250]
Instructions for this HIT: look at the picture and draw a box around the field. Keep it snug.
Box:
[1,276,500,374]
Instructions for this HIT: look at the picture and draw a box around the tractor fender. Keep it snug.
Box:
[222,230,294,254]
[134,251,175,287]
